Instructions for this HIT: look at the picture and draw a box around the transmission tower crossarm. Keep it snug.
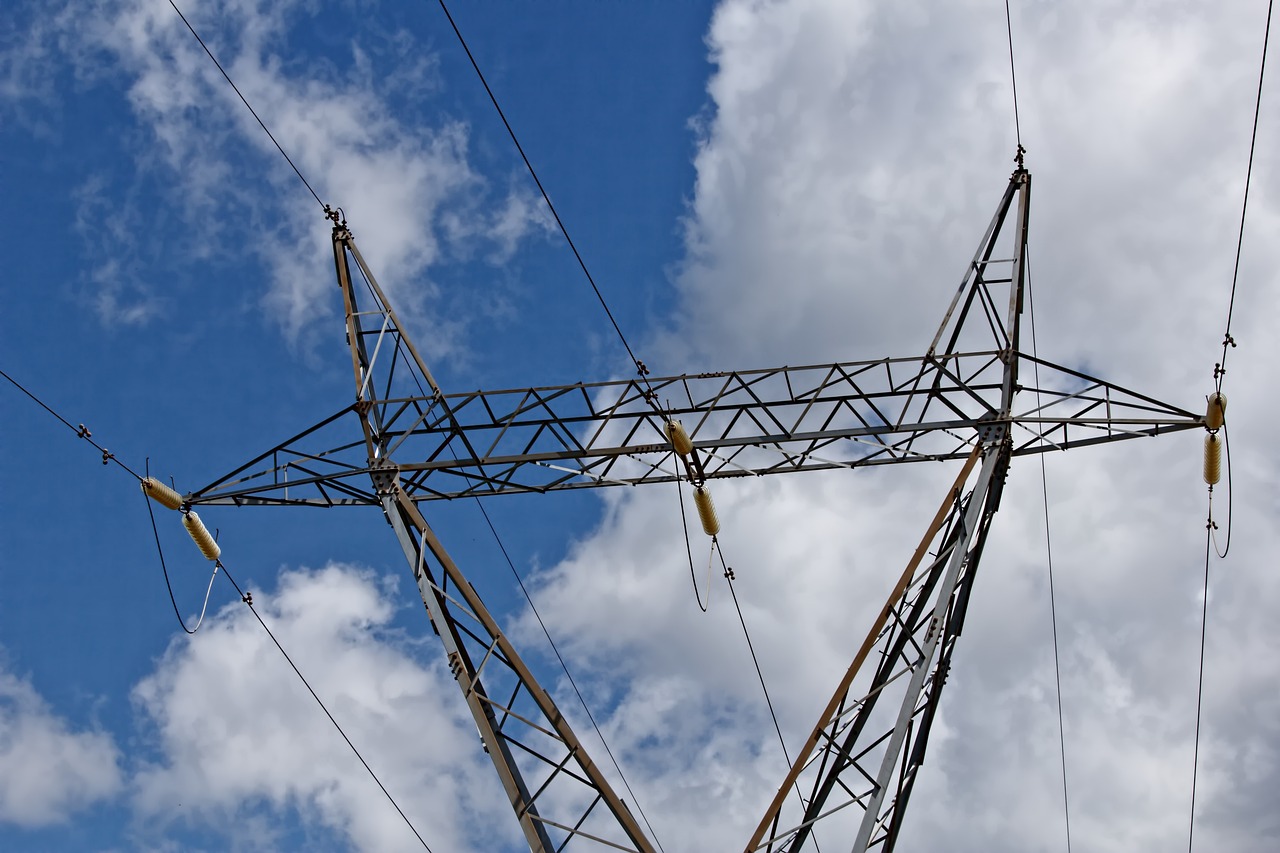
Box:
[185,355,1198,507]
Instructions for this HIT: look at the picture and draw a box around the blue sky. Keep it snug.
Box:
[2,1,1279,851]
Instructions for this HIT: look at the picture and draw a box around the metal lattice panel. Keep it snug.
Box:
[180,170,1200,853]
[187,353,1196,508]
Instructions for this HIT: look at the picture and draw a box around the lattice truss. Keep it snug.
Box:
[188,173,1196,508]
[745,443,1006,852]
[381,490,656,852]
[181,170,1201,853]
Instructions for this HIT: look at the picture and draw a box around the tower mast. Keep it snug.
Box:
[188,171,1197,849]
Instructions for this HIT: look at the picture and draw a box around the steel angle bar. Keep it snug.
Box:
[382,493,655,853]
[186,405,359,498]
[1017,352,1200,417]
[534,460,638,488]
[188,346,1195,506]
[530,816,643,853]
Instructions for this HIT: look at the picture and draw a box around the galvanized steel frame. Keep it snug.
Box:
[182,170,1199,852]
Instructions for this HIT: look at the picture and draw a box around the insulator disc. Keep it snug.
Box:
[141,477,183,510]
[1203,433,1222,486]
[693,486,720,537]
[183,511,222,561]
[665,420,694,457]
[1206,392,1227,431]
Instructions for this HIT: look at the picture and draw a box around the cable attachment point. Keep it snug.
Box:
[1205,391,1227,432]
[182,510,222,561]
[142,476,184,510]
[323,204,346,227]
[1014,144,1026,168]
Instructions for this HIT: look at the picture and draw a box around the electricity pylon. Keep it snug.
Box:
[188,167,1200,851]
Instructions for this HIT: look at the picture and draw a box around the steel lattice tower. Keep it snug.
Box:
[187,167,1200,852]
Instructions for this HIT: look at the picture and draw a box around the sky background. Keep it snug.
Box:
[2,1,1278,851]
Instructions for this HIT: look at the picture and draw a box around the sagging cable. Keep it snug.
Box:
[142,461,219,634]
[675,466,709,612]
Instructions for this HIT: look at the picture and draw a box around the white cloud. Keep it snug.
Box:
[8,0,1276,849]
[48,0,549,352]
[130,563,518,852]
[0,665,123,827]
[515,1,1280,851]
[71,175,167,327]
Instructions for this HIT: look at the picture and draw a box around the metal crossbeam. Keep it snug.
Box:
[187,353,1197,507]
[180,169,1199,852]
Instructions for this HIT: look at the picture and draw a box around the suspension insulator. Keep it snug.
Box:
[1203,433,1222,486]
[693,486,720,537]
[665,419,694,457]
[141,477,184,510]
[183,511,221,561]
[1205,391,1227,431]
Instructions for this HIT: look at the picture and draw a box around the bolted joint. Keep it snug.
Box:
[369,457,401,496]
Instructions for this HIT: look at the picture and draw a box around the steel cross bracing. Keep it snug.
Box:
[183,170,1200,852]
[745,441,1008,852]
[188,172,1196,513]
[187,351,1195,508]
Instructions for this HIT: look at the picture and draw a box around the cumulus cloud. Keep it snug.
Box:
[130,563,518,853]
[516,1,1280,851]
[0,666,123,827]
[7,1,1276,850]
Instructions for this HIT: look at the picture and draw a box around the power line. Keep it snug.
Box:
[676,476,711,613]
[1187,525,1213,853]
[166,0,326,210]
[466,494,668,853]
[216,560,435,853]
[142,460,218,635]
[1191,6,1272,847]
[715,543,826,848]
[1026,262,1074,853]
[432,0,660,400]
[1211,426,1233,560]
[714,545,791,766]
[1004,0,1025,161]
[1216,0,1273,392]
[0,367,143,481]
[1004,3,1068,842]
[2,368,435,852]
